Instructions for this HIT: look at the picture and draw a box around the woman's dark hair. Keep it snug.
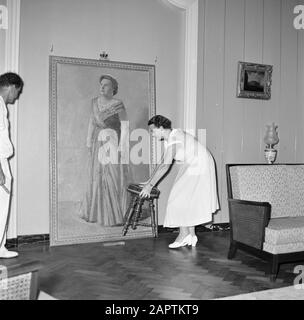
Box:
[99,74,118,96]
[0,72,24,89]
[148,115,172,129]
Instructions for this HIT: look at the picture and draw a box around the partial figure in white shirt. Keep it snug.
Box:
[140,115,219,249]
[0,72,24,258]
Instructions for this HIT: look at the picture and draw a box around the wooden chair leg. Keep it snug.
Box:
[227,240,238,259]
[132,198,144,230]
[270,255,279,282]
[149,199,157,237]
[29,270,40,300]
[122,196,137,236]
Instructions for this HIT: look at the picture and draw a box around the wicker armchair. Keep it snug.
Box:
[0,261,42,300]
[226,164,304,282]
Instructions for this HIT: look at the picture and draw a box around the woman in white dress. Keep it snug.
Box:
[140,115,219,248]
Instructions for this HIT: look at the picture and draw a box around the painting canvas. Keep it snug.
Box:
[49,56,156,246]
[237,61,273,100]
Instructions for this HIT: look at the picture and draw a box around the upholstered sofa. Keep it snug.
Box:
[226,164,304,281]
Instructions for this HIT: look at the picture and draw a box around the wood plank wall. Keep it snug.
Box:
[197,0,304,223]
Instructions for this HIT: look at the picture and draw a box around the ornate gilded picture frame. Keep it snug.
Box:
[49,56,156,246]
[237,61,273,100]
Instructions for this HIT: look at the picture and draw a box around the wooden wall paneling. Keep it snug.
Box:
[260,0,281,162]
[295,1,304,161]
[223,0,245,163]
[221,0,246,222]
[196,0,205,133]
[197,0,304,223]
[242,0,264,163]
[277,0,298,163]
[203,0,226,223]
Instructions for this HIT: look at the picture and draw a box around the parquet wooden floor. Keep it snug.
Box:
[1,231,299,300]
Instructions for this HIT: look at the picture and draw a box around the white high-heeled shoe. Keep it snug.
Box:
[191,235,198,247]
[168,234,192,249]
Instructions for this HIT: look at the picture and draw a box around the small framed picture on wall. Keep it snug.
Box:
[237,61,273,100]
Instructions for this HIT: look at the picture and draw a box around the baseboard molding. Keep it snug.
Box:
[5,223,230,248]
[6,234,50,248]
[158,223,230,233]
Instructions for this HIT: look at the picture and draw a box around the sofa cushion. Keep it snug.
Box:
[230,165,290,218]
[263,242,304,254]
[264,216,304,245]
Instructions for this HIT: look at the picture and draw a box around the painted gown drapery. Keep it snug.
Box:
[81,96,131,226]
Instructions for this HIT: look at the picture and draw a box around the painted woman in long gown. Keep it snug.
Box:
[140,115,219,248]
[81,75,131,226]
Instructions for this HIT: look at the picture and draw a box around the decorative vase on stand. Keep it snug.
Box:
[263,123,279,164]
[264,148,277,164]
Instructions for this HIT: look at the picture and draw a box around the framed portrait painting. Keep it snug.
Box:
[49,56,156,246]
[237,61,273,100]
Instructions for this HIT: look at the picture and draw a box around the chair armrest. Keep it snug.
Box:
[5,261,42,279]
[228,198,271,250]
